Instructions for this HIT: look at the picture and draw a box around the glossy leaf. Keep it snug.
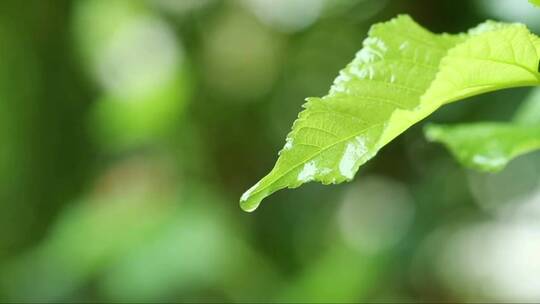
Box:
[241,15,540,212]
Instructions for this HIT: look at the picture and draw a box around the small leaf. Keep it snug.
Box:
[425,123,540,172]
[425,88,540,172]
[241,15,540,212]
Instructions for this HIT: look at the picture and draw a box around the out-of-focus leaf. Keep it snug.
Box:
[425,123,540,172]
[240,15,540,211]
[426,87,540,172]
[530,0,540,8]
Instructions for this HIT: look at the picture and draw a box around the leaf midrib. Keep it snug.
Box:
[246,122,384,201]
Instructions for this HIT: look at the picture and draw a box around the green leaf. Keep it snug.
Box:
[530,0,540,7]
[241,15,540,212]
[425,87,540,172]
[425,123,540,172]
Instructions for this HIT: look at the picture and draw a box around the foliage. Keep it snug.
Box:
[3,0,540,302]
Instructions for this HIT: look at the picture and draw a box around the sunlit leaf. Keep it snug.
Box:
[240,15,540,211]
[530,0,540,7]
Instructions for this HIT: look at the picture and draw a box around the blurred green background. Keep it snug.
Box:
[1,0,540,302]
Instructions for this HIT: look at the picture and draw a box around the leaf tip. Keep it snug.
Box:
[240,201,259,213]
[239,181,263,212]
